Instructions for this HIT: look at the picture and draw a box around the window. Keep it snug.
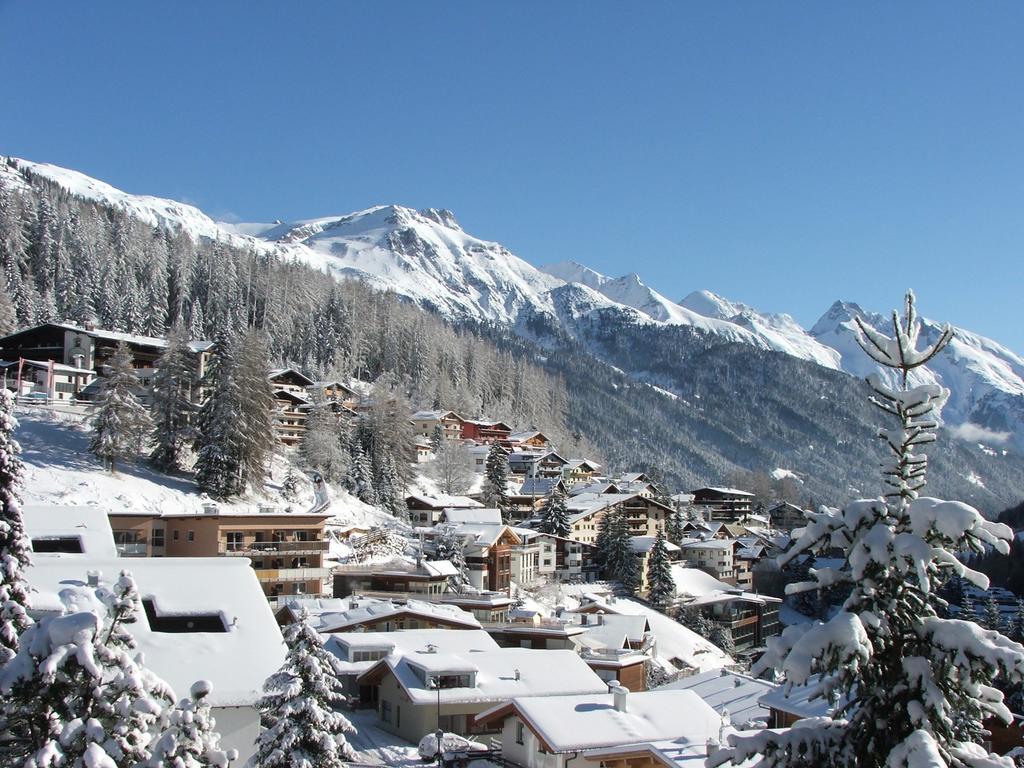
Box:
[226,532,245,551]
[396,705,401,728]
[187,530,195,543]
[172,529,180,542]
[516,721,525,745]
[143,599,227,633]
[31,536,83,554]
[151,529,165,548]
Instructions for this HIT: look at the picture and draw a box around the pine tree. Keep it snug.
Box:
[481,444,510,523]
[149,680,237,768]
[665,510,685,547]
[150,322,197,471]
[709,623,735,656]
[1,571,175,767]
[0,389,31,663]
[300,397,348,483]
[345,441,376,506]
[718,292,1024,768]
[1010,601,1024,644]
[281,466,302,503]
[646,525,675,608]
[959,590,978,624]
[429,423,444,452]
[195,331,246,498]
[984,594,1003,632]
[677,605,714,640]
[90,342,154,472]
[538,487,571,538]
[604,509,640,593]
[0,286,16,336]
[236,329,276,491]
[252,613,356,768]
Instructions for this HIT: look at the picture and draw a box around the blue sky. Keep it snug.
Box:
[2,2,1022,349]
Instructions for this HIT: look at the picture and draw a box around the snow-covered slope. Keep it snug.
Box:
[5,154,1023,452]
[812,301,1024,451]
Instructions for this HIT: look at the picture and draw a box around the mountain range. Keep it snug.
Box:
[4,156,1024,511]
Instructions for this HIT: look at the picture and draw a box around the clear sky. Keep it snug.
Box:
[2,2,1022,349]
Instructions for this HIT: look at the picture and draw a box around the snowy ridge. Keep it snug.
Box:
[4,154,1023,450]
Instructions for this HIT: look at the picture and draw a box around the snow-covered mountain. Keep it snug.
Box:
[5,155,1024,453]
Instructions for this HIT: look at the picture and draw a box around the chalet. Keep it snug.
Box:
[566,493,673,545]
[507,450,569,478]
[768,501,809,531]
[474,688,725,768]
[405,493,483,526]
[460,418,513,444]
[507,430,552,450]
[507,477,567,519]
[628,535,681,594]
[671,565,782,654]
[108,504,333,604]
[0,358,95,401]
[677,539,739,584]
[690,487,755,522]
[411,409,465,442]
[564,458,602,486]
[275,595,481,632]
[358,641,606,743]
[21,506,283,765]
[272,388,312,445]
[310,379,359,409]
[0,322,212,402]
[424,521,522,592]
[570,480,621,497]
[324,628,501,704]
[527,531,600,582]
[333,558,457,599]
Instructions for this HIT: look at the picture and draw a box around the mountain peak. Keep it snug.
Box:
[417,207,462,231]
[540,261,610,290]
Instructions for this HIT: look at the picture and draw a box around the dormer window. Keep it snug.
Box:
[143,599,228,633]
[31,536,83,554]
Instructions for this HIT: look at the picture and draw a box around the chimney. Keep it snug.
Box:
[87,570,101,587]
[514,668,521,681]
[426,643,437,654]
[611,684,628,712]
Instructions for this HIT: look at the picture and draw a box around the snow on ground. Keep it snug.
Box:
[780,604,815,627]
[16,406,403,536]
[771,468,803,484]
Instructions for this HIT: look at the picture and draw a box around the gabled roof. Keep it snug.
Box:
[360,646,606,706]
[570,481,621,496]
[657,668,774,729]
[406,494,483,510]
[474,689,722,754]
[272,388,311,405]
[508,430,551,443]
[296,596,481,632]
[566,458,602,472]
[691,487,756,499]
[268,367,316,386]
[627,536,681,554]
[620,472,652,483]
[516,478,564,497]
[411,409,464,422]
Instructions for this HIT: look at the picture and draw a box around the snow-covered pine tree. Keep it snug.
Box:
[345,442,376,506]
[960,590,979,624]
[1,571,175,767]
[605,509,640,593]
[429,424,444,452]
[150,680,237,768]
[150,321,198,471]
[236,329,276,492]
[714,292,1024,768]
[0,286,16,336]
[595,509,612,571]
[195,330,246,498]
[433,524,469,593]
[0,389,31,664]
[281,466,302,503]
[645,525,675,608]
[665,509,684,548]
[251,612,356,768]
[677,605,714,640]
[985,594,1004,632]
[300,396,348,483]
[538,488,571,538]
[90,341,154,472]
[1010,601,1024,644]
[481,444,510,523]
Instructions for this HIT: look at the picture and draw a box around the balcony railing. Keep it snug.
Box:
[253,567,331,583]
[220,540,329,556]
[116,542,149,557]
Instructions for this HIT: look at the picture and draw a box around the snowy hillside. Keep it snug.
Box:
[4,154,1024,454]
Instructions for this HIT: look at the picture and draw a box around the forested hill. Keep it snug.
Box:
[2,157,1024,512]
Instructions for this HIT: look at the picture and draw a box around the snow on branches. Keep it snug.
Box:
[714,292,1024,768]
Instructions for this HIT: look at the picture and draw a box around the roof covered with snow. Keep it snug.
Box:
[287,595,481,632]
[657,668,775,728]
[406,494,482,510]
[24,557,285,707]
[477,689,722,753]
[442,507,503,525]
[22,505,120,559]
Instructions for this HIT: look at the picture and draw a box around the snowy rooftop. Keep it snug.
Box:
[569,481,620,497]
[324,628,499,676]
[24,557,284,707]
[566,492,643,521]
[364,646,606,705]
[407,493,482,509]
[671,566,781,607]
[572,612,650,651]
[692,487,756,498]
[578,595,732,673]
[442,507,503,525]
[476,688,722,753]
[23,505,120,559]
[657,668,775,728]
[286,595,480,632]
[628,535,681,554]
